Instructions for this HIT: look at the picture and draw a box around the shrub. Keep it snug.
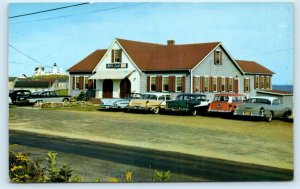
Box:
[9,151,45,182]
[154,169,171,182]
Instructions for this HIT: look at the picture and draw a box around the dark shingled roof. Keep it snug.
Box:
[9,77,17,82]
[67,50,107,73]
[235,60,274,75]
[14,81,51,88]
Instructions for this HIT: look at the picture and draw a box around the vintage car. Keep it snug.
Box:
[99,93,141,109]
[128,93,171,114]
[208,93,247,114]
[27,91,71,104]
[233,96,292,122]
[9,90,31,104]
[110,93,142,110]
[165,93,210,115]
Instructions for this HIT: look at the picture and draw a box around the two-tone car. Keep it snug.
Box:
[110,93,142,110]
[233,96,292,122]
[165,93,210,116]
[27,91,71,104]
[208,93,247,114]
[128,93,171,114]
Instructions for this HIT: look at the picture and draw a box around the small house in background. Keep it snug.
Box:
[14,80,52,92]
[257,90,293,107]
[8,77,18,90]
[13,77,69,92]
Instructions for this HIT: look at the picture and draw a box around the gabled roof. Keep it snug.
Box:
[14,81,51,88]
[235,60,274,75]
[67,50,107,73]
[117,38,220,71]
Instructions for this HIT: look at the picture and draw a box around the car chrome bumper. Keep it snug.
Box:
[165,108,188,112]
[233,111,265,117]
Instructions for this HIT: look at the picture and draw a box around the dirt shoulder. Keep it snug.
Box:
[9,107,293,169]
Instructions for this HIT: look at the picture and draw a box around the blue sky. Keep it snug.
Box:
[8,2,293,84]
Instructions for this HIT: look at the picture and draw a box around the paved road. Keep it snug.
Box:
[10,130,293,181]
[9,107,293,170]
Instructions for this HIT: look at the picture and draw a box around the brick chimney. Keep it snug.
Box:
[167,40,175,45]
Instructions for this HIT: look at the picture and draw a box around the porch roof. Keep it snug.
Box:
[89,70,135,80]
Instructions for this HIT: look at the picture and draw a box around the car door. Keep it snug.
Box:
[272,99,283,117]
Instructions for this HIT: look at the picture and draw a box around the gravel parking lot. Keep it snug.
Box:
[9,106,293,170]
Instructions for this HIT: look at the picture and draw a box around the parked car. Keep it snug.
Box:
[128,93,171,114]
[165,93,210,115]
[9,90,31,104]
[110,93,142,110]
[99,93,141,109]
[208,93,247,114]
[27,91,71,104]
[233,96,292,122]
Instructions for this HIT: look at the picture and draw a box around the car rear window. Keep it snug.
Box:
[247,98,271,105]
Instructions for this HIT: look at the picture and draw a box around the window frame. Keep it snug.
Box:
[75,76,80,90]
[214,50,222,65]
[194,77,200,92]
[244,77,250,92]
[175,76,182,92]
[213,77,217,92]
[114,49,122,63]
[162,76,169,92]
[221,77,226,92]
[84,76,89,90]
[204,76,209,92]
[150,76,157,92]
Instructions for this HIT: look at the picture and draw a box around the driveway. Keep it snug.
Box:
[9,107,293,170]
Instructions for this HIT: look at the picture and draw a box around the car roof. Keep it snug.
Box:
[214,93,245,97]
[142,92,170,96]
[177,93,206,96]
[248,96,278,101]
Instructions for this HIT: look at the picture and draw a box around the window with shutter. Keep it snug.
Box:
[214,50,222,65]
[176,77,182,92]
[204,77,209,92]
[213,77,217,92]
[150,77,157,91]
[163,77,169,91]
[221,77,225,91]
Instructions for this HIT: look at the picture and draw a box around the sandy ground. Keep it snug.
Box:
[9,107,293,170]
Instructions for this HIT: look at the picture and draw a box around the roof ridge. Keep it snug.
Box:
[116,38,164,46]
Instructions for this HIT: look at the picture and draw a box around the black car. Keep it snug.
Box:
[9,90,31,104]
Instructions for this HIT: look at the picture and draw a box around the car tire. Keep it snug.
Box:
[191,109,197,116]
[283,111,290,120]
[62,98,69,102]
[266,111,273,122]
[153,107,160,114]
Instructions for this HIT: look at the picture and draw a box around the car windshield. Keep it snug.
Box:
[141,94,157,100]
[176,95,195,101]
[128,93,141,99]
[247,98,271,105]
[232,96,246,102]
[213,96,229,102]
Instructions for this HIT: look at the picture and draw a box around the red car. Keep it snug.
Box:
[208,93,247,113]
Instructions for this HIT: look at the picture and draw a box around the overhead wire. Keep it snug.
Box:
[9,3,149,25]
[9,2,89,19]
[8,44,52,68]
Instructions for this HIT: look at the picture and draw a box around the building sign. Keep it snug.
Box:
[106,63,128,69]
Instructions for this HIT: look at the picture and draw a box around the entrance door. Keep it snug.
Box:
[234,79,239,93]
[103,79,113,98]
[120,78,131,98]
